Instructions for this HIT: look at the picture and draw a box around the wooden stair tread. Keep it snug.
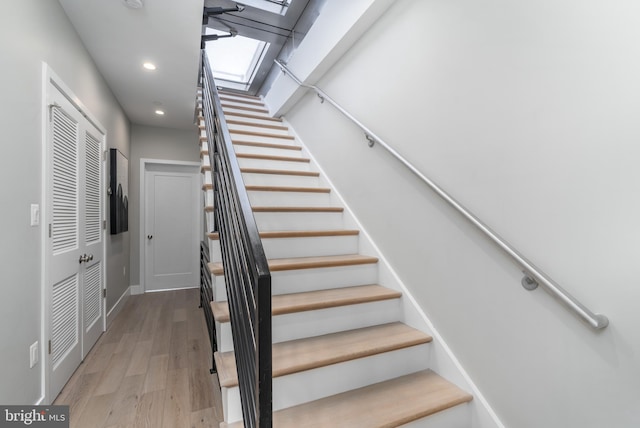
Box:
[219,95,264,107]
[215,322,432,388]
[218,90,260,101]
[205,205,343,213]
[224,111,282,122]
[233,140,301,151]
[209,229,359,240]
[227,119,288,131]
[251,206,342,213]
[223,370,472,428]
[240,168,319,177]
[221,103,268,114]
[209,254,377,275]
[202,183,213,191]
[236,153,310,163]
[211,284,401,323]
[245,185,330,193]
[229,129,295,140]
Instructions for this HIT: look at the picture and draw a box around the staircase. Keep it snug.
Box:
[198,89,474,427]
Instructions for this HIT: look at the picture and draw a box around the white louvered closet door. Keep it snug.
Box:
[46,82,105,400]
[81,125,105,359]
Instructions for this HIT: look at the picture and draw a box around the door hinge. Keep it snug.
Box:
[103,220,107,230]
[48,340,52,355]
[48,223,52,238]
[103,289,107,298]
[103,150,107,161]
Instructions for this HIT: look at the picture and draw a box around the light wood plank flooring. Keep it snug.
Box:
[54,289,223,428]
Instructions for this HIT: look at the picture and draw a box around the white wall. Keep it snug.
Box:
[278,0,640,426]
[128,125,200,288]
[0,0,130,404]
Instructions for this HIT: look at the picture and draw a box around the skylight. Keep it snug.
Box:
[205,29,269,91]
[238,0,292,16]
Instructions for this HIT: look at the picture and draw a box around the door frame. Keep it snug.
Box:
[139,158,201,293]
[40,63,107,404]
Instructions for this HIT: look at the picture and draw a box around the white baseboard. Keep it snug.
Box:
[130,284,144,295]
[107,286,131,328]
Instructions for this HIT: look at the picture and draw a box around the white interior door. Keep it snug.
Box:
[46,80,105,399]
[81,125,105,358]
[144,165,199,292]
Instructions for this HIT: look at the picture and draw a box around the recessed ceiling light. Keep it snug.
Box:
[155,110,165,116]
[143,62,156,71]
[122,0,144,9]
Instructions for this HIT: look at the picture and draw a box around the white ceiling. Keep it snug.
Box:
[59,0,205,130]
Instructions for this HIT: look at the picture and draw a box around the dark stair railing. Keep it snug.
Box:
[201,50,273,428]
[200,239,217,373]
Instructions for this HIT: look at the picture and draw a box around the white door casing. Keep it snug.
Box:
[143,162,200,292]
[44,70,105,401]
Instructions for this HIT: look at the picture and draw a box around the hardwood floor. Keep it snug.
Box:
[54,289,223,428]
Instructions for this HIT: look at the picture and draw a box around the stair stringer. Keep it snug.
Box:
[281,117,505,428]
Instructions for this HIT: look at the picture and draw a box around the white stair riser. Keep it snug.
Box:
[205,212,214,234]
[202,173,212,185]
[232,144,303,158]
[241,173,320,188]
[222,106,270,117]
[213,263,379,300]
[204,190,213,206]
[398,404,471,428]
[228,124,290,136]
[253,211,344,231]
[224,114,280,128]
[230,133,297,147]
[237,157,311,172]
[221,99,266,109]
[222,344,432,423]
[208,241,221,269]
[216,298,403,352]
[210,234,359,262]
[263,235,359,259]
[209,243,221,263]
[247,190,333,207]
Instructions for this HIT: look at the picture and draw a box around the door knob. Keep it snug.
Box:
[147,235,153,240]
[88,254,94,261]
[79,254,88,263]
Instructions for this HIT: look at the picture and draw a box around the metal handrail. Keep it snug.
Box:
[203,51,273,428]
[274,59,609,330]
